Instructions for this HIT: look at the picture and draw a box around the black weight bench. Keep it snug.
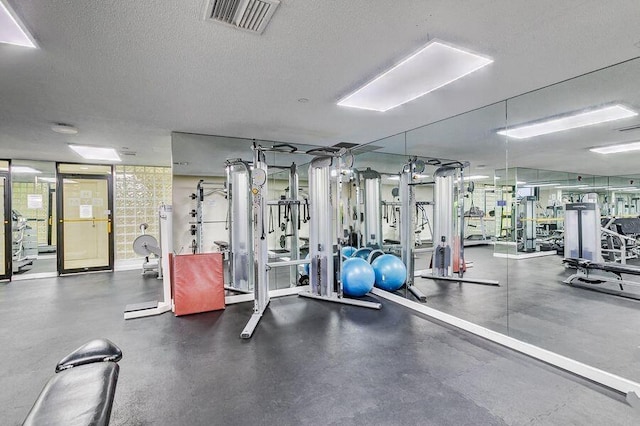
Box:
[23,339,122,426]
[563,258,640,300]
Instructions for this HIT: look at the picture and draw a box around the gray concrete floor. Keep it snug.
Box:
[13,256,57,276]
[412,246,640,383]
[1,270,638,425]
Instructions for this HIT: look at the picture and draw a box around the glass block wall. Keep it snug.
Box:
[114,166,172,260]
[12,181,52,246]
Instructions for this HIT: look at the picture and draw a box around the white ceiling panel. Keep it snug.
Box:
[0,1,639,174]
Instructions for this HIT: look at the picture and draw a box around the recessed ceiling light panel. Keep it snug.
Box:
[337,40,493,112]
[522,183,560,188]
[69,145,121,162]
[590,141,640,154]
[0,0,37,48]
[498,105,637,139]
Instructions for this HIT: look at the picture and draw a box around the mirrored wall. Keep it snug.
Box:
[171,55,640,387]
[503,57,640,383]
[354,101,510,333]
[352,57,640,384]
[11,160,57,278]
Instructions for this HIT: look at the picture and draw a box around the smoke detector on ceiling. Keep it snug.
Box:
[204,0,280,34]
[51,123,78,135]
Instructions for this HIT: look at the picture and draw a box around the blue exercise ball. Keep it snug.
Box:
[371,254,407,292]
[341,246,357,257]
[352,247,372,260]
[341,258,375,297]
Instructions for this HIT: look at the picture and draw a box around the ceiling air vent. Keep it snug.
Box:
[204,0,280,34]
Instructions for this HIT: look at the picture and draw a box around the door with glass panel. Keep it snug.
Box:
[0,160,11,280]
[57,164,114,274]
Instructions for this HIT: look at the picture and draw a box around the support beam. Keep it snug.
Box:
[224,285,252,294]
[124,301,172,320]
[298,291,382,309]
[225,285,309,305]
[420,274,499,286]
[407,285,427,302]
[266,258,311,268]
[240,312,263,339]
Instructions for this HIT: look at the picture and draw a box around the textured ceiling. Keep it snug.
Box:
[367,57,640,177]
[1,1,640,173]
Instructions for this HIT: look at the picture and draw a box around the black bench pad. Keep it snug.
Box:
[23,362,119,426]
[56,339,122,373]
[563,258,640,275]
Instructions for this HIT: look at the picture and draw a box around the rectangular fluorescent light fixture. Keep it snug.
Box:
[12,166,41,174]
[498,105,637,139]
[69,145,122,162]
[337,40,493,112]
[608,187,636,191]
[456,175,490,183]
[522,183,559,188]
[556,184,589,189]
[590,141,640,154]
[0,0,37,48]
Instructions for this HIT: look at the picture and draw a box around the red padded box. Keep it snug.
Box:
[169,253,225,316]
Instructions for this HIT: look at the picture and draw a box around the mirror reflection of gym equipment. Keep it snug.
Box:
[0,160,10,281]
[10,160,58,279]
[348,156,500,299]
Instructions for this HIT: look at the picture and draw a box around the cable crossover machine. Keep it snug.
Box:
[237,142,382,339]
